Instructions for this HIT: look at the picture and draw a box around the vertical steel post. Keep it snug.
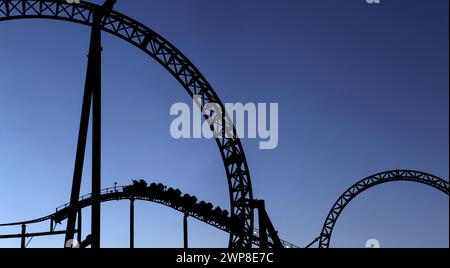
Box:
[21,224,26,249]
[257,200,269,249]
[183,213,189,249]
[130,198,135,248]
[64,0,115,248]
[91,9,103,249]
[77,209,82,244]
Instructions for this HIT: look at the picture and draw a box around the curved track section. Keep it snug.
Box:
[0,181,298,248]
[318,170,449,248]
[0,0,253,248]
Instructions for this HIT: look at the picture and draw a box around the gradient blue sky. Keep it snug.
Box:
[0,0,448,248]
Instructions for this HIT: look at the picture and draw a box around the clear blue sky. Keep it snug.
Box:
[0,0,448,248]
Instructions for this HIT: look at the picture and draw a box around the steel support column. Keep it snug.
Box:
[184,213,189,249]
[90,8,103,250]
[64,28,95,246]
[64,0,116,249]
[257,200,268,249]
[77,209,82,244]
[130,198,135,248]
[21,224,26,249]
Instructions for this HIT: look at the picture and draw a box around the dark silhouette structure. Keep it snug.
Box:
[0,181,297,248]
[0,0,254,248]
[65,0,117,249]
[0,0,448,248]
[316,170,449,248]
[302,170,450,248]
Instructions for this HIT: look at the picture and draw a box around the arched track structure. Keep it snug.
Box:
[0,0,253,248]
[318,170,449,248]
[0,182,299,248]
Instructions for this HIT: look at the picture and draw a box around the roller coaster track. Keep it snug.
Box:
[0,0,254,248]
[317,170,449,248]
[0,183,299,248]
[0,0,448,250]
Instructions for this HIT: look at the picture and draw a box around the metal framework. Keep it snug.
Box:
[0,183,298,248]
[1,1,449,250]
[0,0,254,248]
[318,170,450,248]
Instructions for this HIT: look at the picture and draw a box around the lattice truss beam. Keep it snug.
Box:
[318,170,449,248]
[0,0,254,248]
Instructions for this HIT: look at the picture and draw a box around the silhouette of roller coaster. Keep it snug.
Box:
[0,180,297,248]
[0,0,448,248]
[315,170,449,248]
